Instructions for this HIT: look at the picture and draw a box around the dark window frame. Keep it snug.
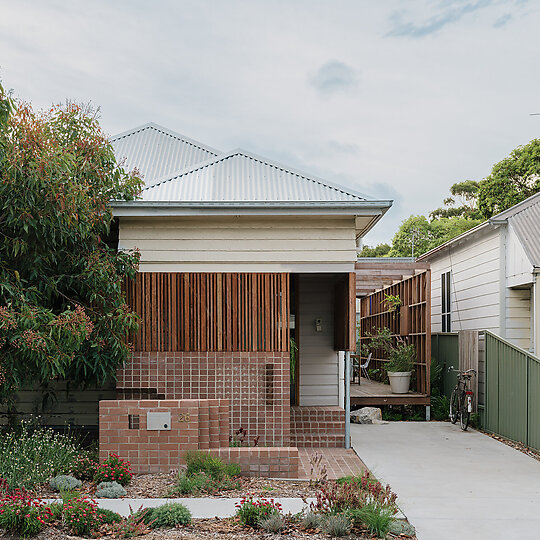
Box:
[441,271,451,332]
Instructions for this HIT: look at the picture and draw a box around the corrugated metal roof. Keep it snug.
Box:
[504,194,540,266]
[140,149,368,203]
[419,192,540,265]
[110,123,220,187]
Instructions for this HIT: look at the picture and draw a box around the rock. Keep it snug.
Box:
[350,407,388,424]
[389,519,416,537]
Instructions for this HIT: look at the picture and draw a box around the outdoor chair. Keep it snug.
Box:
[359,353,372,383]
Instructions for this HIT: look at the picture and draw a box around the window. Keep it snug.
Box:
[441,271,451,332]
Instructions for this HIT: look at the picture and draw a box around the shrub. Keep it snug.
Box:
[114,505,154,537]
[96,480,127,498]
[235,494,282,527]
[96,507,123,524]
[301,512,321,529]
[49,474,82,492]
[0,490,53,537]
[69,452,99,481]
[94,453,132,486]
[312,471,398,515]
[350,504,393,538]
[171,471,240,496]
[148,502,192,527]
[184,450,227,480]
[0,421,80,489]
[259,513,284,532]
[321,514,351,537]
[224,462,242,477]
[173,472,215,495]
[62,496,103,536]
[48,501,64,520]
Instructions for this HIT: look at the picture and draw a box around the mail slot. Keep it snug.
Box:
[146,412,171,431]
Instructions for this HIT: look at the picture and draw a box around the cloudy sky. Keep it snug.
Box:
[2,0,540,244]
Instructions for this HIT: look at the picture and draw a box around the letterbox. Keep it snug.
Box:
[146,412,171,430]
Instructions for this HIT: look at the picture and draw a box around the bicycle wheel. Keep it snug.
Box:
[460,393,470,431]
[449,388,459,424]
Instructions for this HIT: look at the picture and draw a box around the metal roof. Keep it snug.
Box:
[499,193,540,266]
[139,149,370,203]
[110,123,220,187]
[419,192,540,266]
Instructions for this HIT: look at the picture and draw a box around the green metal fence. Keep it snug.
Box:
[484,331,540,451]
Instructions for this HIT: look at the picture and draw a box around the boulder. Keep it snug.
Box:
[350,407,388,425]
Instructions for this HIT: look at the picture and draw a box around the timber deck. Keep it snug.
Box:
[350,377,430,406]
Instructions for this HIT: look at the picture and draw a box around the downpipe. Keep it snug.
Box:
[345,351,351,449]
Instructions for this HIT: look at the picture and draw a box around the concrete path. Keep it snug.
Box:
[45,497,313,518]
[351,421,540,540]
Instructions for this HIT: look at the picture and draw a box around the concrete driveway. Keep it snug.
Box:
[351,422,540,540]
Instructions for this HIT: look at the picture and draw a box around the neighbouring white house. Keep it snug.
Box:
[418,193,540,354]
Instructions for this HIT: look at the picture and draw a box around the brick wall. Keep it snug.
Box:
[290,406,345,447]
[209,447,298,478]
[116,352,290,446]
[99,399,229,473]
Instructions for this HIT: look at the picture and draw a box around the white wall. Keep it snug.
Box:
[506,287,532,351]
[506,223,534,288]
[429,227,501,334]
[119,215,357,273]
[428,225,535,352]
[297,274,340,406]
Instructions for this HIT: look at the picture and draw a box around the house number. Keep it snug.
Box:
[178,413,191,423]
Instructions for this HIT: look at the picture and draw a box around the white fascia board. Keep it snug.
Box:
[111,200,393,218]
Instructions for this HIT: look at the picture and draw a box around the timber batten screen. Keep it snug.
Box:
[358,270,431,395]
[125,272,290,352]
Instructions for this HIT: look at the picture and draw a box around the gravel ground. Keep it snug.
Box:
[1,517,415,539]
[36,473,319,500]
[480,429,540,462]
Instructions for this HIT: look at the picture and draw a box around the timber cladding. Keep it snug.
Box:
[125,272,290,353]
[358,270,431,395]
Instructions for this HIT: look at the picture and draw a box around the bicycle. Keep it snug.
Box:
[448,367,476,431]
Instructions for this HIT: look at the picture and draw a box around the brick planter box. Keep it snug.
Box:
[209,447,298,478]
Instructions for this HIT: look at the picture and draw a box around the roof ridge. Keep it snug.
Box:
[110,122,220,156]
[143,148,367,201]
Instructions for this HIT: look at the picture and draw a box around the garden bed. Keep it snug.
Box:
[1,516,416,539]
[35,473,319,499]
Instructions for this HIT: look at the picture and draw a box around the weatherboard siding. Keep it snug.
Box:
[118,216,357,272]
[430,228,501,334]
[505,287,532,351]
[297,275,340,406]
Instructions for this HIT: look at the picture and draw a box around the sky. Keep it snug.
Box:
[2,0,540,244]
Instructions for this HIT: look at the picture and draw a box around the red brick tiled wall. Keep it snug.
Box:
[99,399,229,473]
[116,352,290,446]
[209,447,298,478]
[290,406,345,447]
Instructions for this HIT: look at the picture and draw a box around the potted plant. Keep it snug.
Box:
[362,327,416,394]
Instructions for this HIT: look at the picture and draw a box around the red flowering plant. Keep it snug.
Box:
[62,495,103,536]
[235,494,283,527]
[69,453,99,481]
[0,485,53,537]
[94,454,132,486]
[0,83,142,404]
[311,470,398,515]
